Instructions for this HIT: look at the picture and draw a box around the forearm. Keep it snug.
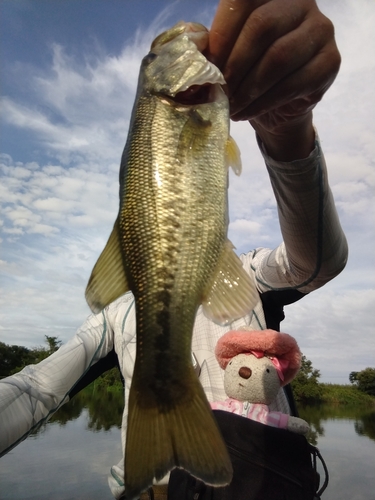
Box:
[0,311,114,456]
[256,130,348,293]
[251,112,316,162]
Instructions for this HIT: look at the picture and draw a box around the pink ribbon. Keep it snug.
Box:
[248,350,289,382]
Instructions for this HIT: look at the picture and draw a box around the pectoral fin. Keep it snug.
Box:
[202,240,259,325]
[85,218,129,313]
[225,136,241,176]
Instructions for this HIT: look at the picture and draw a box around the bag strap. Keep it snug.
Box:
[68,348,124,398]
[260,289,329,497]
[260,289,306,417]
[260,289,306,331]
[311,445,330,498]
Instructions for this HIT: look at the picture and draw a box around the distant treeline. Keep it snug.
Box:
[0,336,62,378]
[291,355,375,406]
[1,339,374,406]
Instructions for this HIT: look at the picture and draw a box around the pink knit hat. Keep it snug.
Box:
[215,329,302,386]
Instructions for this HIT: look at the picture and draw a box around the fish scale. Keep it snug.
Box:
[122,97,227,402]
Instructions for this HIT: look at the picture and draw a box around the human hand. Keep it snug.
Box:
[209,0,341,159]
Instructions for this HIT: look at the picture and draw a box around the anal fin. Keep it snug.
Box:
[202,240,259,325]
[85,217,129,313]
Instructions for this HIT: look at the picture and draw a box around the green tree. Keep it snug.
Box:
[45,335,62,352]
[349,371,358,384]
[0,342,35,377]
[32,335,63,363]
[95,366,123,390]
[291,354,323,403]
[0,336,63,377]
[349,367,375,396]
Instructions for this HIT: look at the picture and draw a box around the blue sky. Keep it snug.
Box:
[1,0,374,383]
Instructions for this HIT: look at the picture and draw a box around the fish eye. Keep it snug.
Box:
[143,52,157,65]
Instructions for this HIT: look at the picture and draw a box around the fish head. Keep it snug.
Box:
[141,22,226,107]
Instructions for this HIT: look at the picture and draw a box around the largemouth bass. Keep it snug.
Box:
[86,22,259,500]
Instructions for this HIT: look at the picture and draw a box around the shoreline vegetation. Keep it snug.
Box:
[89,359,375,407]
[1,338,374,408]
[319,383,375,406]
[290,355,375,407]
[89,376,375,406]
[90,366,375,408]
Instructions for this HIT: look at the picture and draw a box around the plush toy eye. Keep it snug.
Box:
[229,361,232,365]
[266,368,270,373]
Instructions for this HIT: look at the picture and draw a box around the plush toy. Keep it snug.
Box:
[211,329,310,435]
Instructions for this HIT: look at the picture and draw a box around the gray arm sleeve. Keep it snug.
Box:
[0,310,114,456]
[252,133,348,293]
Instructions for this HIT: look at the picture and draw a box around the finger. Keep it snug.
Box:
[208,0,267,68]
[223,0,309,90]
[230,42,340,122]
[229,13,334,115]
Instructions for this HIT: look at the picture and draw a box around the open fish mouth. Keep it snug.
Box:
[171,84,216,105]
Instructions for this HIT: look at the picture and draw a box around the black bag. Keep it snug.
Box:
[168,410,327,500]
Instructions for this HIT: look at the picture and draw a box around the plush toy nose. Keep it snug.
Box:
[239,366,252,379]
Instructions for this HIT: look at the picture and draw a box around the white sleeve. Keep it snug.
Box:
[0,310,114,457]
[247,133,348,294]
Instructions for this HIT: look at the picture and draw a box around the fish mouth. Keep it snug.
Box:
[172,84,214,105]
[160,83,225,108]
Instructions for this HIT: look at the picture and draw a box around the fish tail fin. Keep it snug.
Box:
[124,375,232,500]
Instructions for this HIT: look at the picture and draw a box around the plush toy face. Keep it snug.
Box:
[223,353,281,405]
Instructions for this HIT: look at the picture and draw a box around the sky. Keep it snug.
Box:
[0,0,374,384]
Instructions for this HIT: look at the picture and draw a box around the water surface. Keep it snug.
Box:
[0,391,374,499]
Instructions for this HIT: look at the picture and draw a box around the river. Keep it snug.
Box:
[0,389,374,499]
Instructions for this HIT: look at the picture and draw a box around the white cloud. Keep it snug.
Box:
[0,7,176,170]
[11,166,33,179]
[0,142,120,346]
[282,283,375,382]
